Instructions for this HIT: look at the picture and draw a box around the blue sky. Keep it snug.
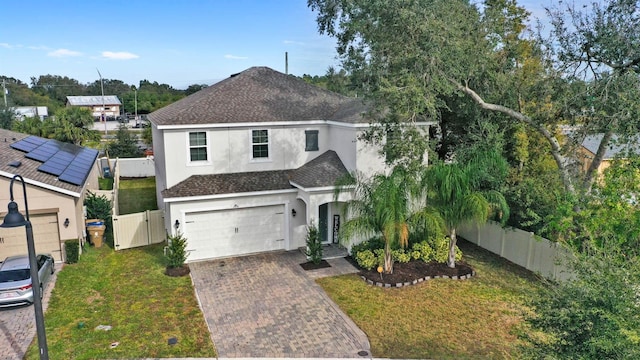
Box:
[1,0,564,89]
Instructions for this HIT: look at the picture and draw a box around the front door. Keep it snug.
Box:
[318,203,329,244]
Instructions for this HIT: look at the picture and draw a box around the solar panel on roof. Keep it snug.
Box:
[10,136,47,153]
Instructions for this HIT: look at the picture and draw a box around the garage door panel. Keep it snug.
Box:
[0,214,62,262]
[185,205,285,262]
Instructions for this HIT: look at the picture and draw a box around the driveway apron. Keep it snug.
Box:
[0,264,59,360]
[190,251,371,358]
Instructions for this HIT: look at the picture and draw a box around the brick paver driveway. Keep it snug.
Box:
[190,250,371,358]
[0,264,59,360]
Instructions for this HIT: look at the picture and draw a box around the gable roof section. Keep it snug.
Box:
[0,129,95,197]
[581,134,640,159]
[149,67,368,126]
[66,96,121,106]
[162,150,350,199]
[289,150,349,189]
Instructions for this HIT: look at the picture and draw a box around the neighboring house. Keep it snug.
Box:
[577,134,640,176]
[66,95,122,120]
[12,106,48,120]
[0,128,100,262]
[149,66,431,262]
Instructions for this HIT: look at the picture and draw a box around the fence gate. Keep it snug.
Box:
[113,210,166,250]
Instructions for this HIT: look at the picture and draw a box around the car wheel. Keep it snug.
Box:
[39,285,43,300]
[50,261,55,275]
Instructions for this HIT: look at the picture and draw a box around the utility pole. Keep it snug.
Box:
[97,69,106,135]
[2,79,7,107]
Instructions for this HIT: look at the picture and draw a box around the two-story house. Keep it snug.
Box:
[66,95,121,120]
[149,67,431,262]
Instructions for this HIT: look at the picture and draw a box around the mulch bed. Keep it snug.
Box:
[300,260,331,271]
[165,264,190,277]
[350,257,475,286]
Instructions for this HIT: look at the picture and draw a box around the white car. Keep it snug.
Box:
[0,254,55,307]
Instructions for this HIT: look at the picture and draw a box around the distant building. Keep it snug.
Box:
[577,134,640,176]
[12,106,48,120]
[66,95,121,120]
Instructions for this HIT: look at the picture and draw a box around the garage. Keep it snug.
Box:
[0,213,62,262]
[184,205,286,262]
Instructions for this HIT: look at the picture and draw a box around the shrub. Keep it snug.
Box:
[355,250,378,270]
[350,236,386,256]
[166,233,188,268]
[392,249,411,263]
[65,240,80,264]
[433,237,462,264]
[304,224,323,264]
[84,191,112,221]
[412,241,434,262]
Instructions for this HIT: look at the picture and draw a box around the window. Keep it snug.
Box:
[189,132,208,161]
[251,129,269,159]
[305,130,319,151]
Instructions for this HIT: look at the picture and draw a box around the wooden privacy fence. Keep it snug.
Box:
[112,210,165,251]
[458,221,573,281]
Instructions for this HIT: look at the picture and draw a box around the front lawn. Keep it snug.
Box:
[317,240,542,359]
[26,244,216,359]
[118,177,157,214]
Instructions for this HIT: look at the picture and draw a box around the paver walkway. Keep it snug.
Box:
[190,251,371,358]
[0,264,59,360]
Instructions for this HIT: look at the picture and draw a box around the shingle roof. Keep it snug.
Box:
[162,170,293,198]
[162,151,350,198]
[149,67,368,126]
[289,150,350,188]
[581,134,640,159]
[0,129,90,196]
[66,96,121,106]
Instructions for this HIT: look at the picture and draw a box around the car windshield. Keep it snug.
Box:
[0,269,30,282]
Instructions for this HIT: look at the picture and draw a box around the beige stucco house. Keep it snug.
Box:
[0,129,100,262]
[149,66,431,262]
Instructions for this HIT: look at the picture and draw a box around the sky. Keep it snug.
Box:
[0,0,565,90]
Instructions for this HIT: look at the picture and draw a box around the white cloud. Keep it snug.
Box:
[0,43,12,48]
[101,51,139,60]
[224,54,248,60]
[48,48,82,57]
[28,45,49,50]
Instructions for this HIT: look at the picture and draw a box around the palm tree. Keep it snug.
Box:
[337,167,415,274]
[422,149,509,268]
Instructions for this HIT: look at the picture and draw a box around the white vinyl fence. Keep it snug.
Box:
[458,221,573,281]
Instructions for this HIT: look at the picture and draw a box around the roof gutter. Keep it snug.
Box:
[0,170,81,198]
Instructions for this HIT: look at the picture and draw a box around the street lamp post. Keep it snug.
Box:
[0,175,49,360]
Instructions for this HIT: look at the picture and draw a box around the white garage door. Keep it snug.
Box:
[0,214,62,262]
[184,205,285,262]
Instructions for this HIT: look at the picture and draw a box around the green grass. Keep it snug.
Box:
[26,243,216,359]
[317,240,543,359]
[118,177,157,214]
[98,177,113,190]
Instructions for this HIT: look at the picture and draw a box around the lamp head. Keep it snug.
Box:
[0,201,27,228]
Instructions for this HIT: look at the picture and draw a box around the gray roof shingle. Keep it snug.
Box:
[581,134,640,159]
[162,151,349,199]
[66,95,121,106]
[289,150,349,188]
[149,67,368,126]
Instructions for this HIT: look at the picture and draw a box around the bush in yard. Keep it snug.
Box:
[65,240,80,264]
[84,191,112,222]
[304,223,323,264]
[411,241,434,262]
[355,249,378,270]
[166,233,188,269]
[432,236,462,264]
[392,249,411,263]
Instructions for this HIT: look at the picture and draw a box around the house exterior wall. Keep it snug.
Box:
[158,122,387,191]
[0,178,79,242]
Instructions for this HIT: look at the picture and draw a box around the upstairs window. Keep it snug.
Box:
[189,131,208,161]
[305,130,319,151]
[252,129,269,159]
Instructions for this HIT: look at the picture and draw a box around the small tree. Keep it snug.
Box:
[107,124,142,158]
[84,191,112,221]
[304,223,323,264]
[166,233,188,268]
